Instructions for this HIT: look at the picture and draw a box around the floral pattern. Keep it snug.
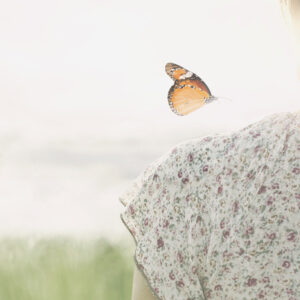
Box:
[119,110,300,300]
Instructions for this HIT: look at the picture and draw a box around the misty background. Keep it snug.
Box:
[0,0,299,243]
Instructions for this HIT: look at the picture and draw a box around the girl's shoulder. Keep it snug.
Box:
[176,110,300,158]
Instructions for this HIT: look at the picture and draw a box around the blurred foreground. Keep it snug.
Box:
[0,237,134,300]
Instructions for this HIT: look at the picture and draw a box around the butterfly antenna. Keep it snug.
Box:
[212,95,234,102]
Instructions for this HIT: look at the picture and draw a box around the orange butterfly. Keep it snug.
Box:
[165,62,218,116]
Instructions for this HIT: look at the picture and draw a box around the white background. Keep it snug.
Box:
[0,0,299,241]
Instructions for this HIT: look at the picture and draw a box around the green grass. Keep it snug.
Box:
[0,237,135,300]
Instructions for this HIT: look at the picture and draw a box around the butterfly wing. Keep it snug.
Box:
[165,62,195,81]
[165,62,215,116]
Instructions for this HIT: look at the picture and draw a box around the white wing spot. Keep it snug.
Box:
[179,71,193,80]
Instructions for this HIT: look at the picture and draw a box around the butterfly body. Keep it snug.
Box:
[165,62,218,116]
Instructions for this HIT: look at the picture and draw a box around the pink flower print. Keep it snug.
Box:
[246,226,254,237]
[171,147,178,154]
[129,204,135,215]
[247,170,255,180]
[287,231,296,242]
[186,194,191,202]
[216,174,221,183]
[187,153,194,162]
[268,233,276,240]
[244,255,251,262]
[282,260,291,268]
[247,278,257,286]
[153,173,159,181]
[157,237,164,248]
[238,248,245,256]
[296,193,300,199]
[266,196,273,205]
[258,290,265,298]
[223,265,230,272]
[254,145,261,153]
[218,186,223,194]
[251,131,261,138]
[192,266,198,274]
[227,168,232,175]
[196,215,202,223]
[176,279,185,288]
[258,185,267,194]
[204,137,212,142]
[214,285,222,291]
[223,230,230,239]
[223,250,233,259]
[177,251,184,263]
[233,201,239,213]
[272,183,279,189]
[182,177,189,184]
[163,219,169,228]
[220,219,225,229]
[169,270,175,280]
[203,165,208,172]
[262,276,270,283]
[131,228,136,237]
[286,288,294,295]
[144,218,149,226]
[178,170,183,178]
[292,168,300,174]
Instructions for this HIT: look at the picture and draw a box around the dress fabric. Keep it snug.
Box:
[119,110,300,300]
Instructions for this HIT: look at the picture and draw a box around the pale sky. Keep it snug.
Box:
[0,0,299,125]
[0,0,299,238]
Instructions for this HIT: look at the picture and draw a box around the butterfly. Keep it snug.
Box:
[165,62,219,116]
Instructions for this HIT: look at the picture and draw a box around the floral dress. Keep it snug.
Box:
[119,110,300,300]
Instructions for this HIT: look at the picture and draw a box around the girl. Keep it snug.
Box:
[119,1,300,299]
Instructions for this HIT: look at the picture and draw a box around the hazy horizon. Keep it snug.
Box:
[0,0,299,241]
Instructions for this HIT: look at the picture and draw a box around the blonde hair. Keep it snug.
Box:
[280,0,300,80]
[280,0,300,31]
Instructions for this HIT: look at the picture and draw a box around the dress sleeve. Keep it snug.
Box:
[119,140,209,300]
[119,110,300,300]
